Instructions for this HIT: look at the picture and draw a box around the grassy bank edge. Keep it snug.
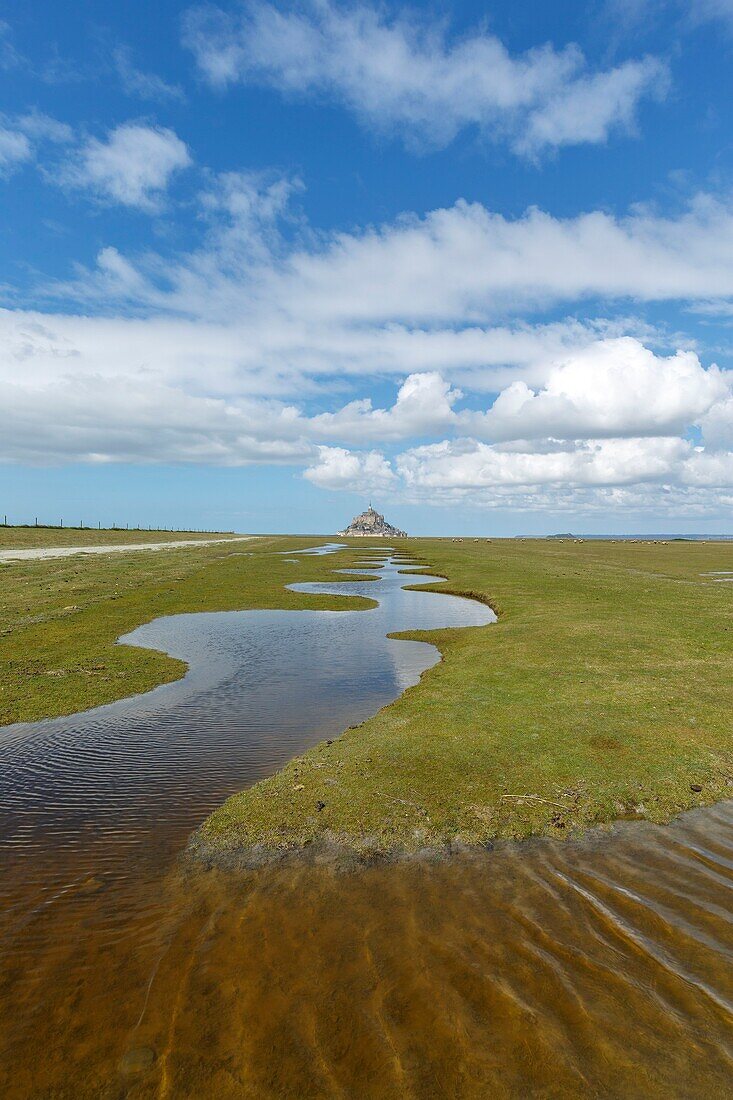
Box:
[193,539,733,861]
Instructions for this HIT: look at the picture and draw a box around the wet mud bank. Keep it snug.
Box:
[185,789,733,874]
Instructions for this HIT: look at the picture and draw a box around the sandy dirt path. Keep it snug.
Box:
[0,536,255,564]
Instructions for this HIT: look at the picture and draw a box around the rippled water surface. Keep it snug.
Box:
[1,555,731,1098]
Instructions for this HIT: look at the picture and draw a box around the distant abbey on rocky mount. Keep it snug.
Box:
[338,505,407,538]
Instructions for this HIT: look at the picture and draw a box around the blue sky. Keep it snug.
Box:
[1,0,733,535]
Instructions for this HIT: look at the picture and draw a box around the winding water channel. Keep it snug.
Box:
[1,553,731,1097]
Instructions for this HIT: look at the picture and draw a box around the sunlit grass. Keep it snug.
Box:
[0,525,242,550]
[201,537,733,852]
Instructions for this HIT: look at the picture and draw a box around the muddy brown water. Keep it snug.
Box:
[1,557,731,1098]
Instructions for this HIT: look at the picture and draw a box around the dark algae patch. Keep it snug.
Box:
[199,537,733,855]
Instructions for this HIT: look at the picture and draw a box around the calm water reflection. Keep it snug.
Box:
[1,555,731,1098]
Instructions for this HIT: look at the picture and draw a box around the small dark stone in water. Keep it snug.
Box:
[690,783,703,793]
[118,1046,156,1075]
[316,801,326,812]
[325,739,333,746]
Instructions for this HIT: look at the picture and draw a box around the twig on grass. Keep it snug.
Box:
[500,794,570,812]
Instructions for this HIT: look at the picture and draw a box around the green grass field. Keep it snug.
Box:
[200,537,733,854]
[0,525,238,550]
[2,533,732,851]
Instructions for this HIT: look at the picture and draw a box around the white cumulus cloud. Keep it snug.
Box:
[60,123,191,211]
[517,58,666,155]
[397,436,691,491]
[469,338,726,441]
[0,111,72,175]
[304,446,396,491]
[183,0,667,154]
[52,179,733,334]
[312,372,462,442]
